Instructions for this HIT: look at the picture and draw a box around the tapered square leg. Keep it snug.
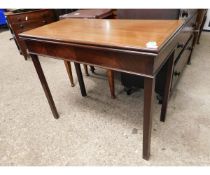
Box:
[160,52,175,122]
[107,70,116,99]
[64,61,75,87]
[74,63,87,97]
[30,54,59,119]
[143,77,155,160]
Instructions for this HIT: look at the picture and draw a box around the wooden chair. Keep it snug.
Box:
[60,9,116,98]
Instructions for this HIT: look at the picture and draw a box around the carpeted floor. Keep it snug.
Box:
[0,29,210,166]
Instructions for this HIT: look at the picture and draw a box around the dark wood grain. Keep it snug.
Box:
[22,39,156,77]
[74,63,87,97]
[30,54,59,119]
[19,19,184,160]
[143,77,155,160]
[19,19,183,53]
[5,9,56,60]
[116,9,180,20]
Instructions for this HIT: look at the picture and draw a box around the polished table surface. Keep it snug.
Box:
[20,19,183,52]
[19,19,184,160]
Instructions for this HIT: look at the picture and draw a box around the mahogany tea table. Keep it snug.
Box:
[19,19,184,160]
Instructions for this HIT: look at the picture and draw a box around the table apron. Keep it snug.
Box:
[25,39,157,77]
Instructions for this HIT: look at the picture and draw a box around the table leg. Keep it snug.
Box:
[30,54,59,119]
[160,53,174,122]
[107,70,116,99]
[74,63,87,97]
[143,77,155,160]
[83,64,89,76]
[64,61,75,87]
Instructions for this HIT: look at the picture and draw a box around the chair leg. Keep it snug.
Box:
[64,61,75,87]
[74,63,87,97]
[83,64,89,76]
[107,70,116,99]
[90,66,95,73]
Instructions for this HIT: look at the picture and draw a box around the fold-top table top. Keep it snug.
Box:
[19,19,184,53]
